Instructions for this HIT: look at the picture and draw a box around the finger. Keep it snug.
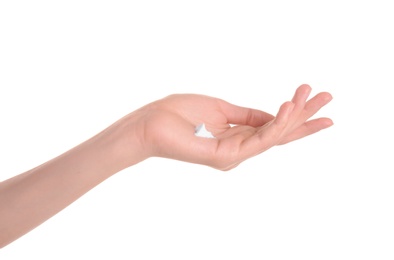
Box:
[289,84,312,122]
[278,117,333,145]
[218,99,274,127]
[273,101,294,126]
[291,84,312,107]
[290,91,333,130]
[210,100,294,170]
[234,101,294,159]
[303,92,333,119]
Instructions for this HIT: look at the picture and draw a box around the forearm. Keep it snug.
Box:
[0,115,140,248]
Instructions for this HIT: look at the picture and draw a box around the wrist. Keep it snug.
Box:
[101,113,148,170]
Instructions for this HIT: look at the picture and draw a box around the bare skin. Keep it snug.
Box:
[0,84,333,248]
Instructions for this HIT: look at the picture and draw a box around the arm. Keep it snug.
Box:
[0,84,333,248]
[0,117,141,248]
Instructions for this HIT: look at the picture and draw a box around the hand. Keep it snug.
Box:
[129,84,333,170]
[0,84,333,248]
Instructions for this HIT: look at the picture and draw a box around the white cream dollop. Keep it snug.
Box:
[194,123,215,138]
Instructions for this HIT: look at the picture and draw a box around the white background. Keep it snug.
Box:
[1,1,393,259]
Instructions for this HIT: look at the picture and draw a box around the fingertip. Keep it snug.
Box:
[320,91,333,100]
[326,92,333,102]
[323,117,334,127]
[319,92,333,105]
[293,84,312,103]
[299,83,312,93]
